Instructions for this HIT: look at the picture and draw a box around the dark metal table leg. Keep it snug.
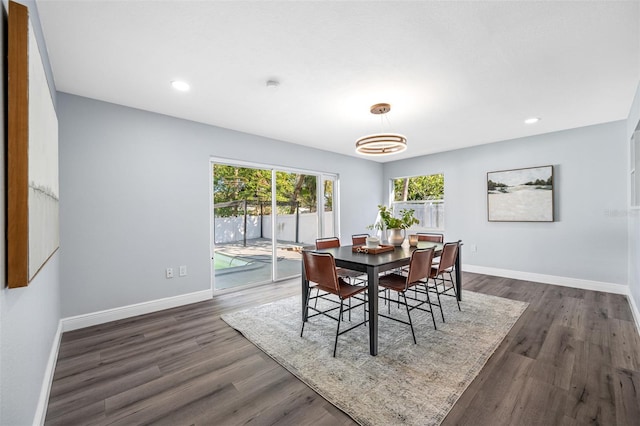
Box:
[455,240,462,301]
[367,265,379,356]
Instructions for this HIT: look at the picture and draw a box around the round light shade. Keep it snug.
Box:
[355,133,407,156]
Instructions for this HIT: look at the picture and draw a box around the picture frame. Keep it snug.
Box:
[487,165,554,222]
[8,1,59,288]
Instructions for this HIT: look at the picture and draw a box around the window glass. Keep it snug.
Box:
[322,177,336,237]
[391,174,444,230]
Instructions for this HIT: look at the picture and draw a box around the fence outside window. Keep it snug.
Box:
[392,200,444,230]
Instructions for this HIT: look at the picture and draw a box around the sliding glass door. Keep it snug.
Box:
[212,161,336,291]
[212,164,273,290]
[274,171,318,280]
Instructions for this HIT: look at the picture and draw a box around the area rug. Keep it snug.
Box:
[221,291,528,426]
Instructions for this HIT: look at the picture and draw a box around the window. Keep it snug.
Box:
[391,174,444,230]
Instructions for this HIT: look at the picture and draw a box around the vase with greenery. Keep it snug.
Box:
[368,205,419,246]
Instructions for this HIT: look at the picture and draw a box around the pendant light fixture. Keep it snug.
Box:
[355,103,407,156]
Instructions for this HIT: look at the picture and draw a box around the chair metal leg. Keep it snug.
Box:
[429,279,445,322]
[436,288,445,322]
[425,287,437,330]
[334,300,344,357]
[363,292,368,323]
[448,271,461,310]
[402,292,417,344]
[301,287,312,337]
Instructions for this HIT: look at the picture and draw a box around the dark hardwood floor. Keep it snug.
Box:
[45,273,640,425]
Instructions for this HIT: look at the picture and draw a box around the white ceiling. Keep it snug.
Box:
[36,0,640,162]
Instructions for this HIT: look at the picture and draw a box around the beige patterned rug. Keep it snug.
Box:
[222,291,528,426]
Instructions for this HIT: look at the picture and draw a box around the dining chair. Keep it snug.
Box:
[351,233,369,246]
[377,248,439,344]
[416,232,444,268]
[301,251,368,357]
[315,236,342,250]
[315,237,366,285]
[400,232,444,278]
[417,232,444,243]
[428,241,461,321]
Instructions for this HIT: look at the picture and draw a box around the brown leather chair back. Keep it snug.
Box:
[351,234,369,245]
[315,237,340,249]
[436,242,458,273]
[303,251,340,294]
[406,248,434,285]
[417,233,444,243]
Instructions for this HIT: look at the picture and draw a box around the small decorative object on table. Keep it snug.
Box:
[368,205,419,246]
[365,236,380,248]
[352,244,395,254]
[408,234,419,247]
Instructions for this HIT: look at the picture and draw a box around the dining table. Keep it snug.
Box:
[301,241,462,356]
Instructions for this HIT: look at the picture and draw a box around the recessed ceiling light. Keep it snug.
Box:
[266,79,280,89]
[524,117,541,124]
[171,80,190,91]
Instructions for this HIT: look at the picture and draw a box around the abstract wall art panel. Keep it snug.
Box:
[487,165,554,222]
[8,1,59,288]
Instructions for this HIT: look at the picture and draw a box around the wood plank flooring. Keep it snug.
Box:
[45,274,640,425]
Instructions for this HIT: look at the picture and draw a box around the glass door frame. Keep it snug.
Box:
[210,157,339,293]
[320,174,339,238]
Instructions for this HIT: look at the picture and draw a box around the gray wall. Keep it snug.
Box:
[0,1,61,425]
[383,121,628,285]
[627,81,640,313]
[57,93,383,317]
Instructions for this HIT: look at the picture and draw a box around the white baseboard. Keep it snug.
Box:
[35,290,212,424]
[34,321,62,426]
[61,289,213,332]
[628,291,640,335]
[462,264,629,295]
[463,264,640,336]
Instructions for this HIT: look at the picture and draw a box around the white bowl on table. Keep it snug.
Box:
[365,236,380,248]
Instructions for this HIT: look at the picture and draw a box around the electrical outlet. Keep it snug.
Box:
[179,265,187,277]
[471,244,477,253]
[166,268,174,278]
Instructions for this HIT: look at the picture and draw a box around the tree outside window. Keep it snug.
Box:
[392,174,444,230]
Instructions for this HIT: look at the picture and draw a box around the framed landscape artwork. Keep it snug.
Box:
[487,165,554,222]
[8,1,59,288]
